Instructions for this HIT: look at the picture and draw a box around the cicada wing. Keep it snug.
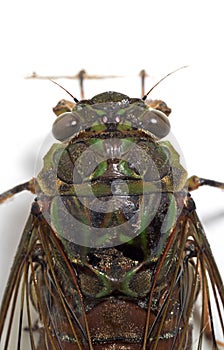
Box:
[144,202,224,350]
[0,208,92,350]
[144,213,196,350]
[189,210,224,349]
[0,213,39,349]
[33,211,93,350]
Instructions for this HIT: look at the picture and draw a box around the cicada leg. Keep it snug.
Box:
[0,178,36,204]
[188,175,224,192]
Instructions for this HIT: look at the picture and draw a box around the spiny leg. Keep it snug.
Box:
[0,178,36,204]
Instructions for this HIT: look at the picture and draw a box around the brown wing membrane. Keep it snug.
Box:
[0,203,92,350]
[33,205,93,350]
[189,209,224,348]
[143,211,195,349]
[0,214,36,349]
[142,195,224,350]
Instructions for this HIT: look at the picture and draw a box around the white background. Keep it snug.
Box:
[0,0,224,347]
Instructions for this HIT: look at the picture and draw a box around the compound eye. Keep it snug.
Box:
[52,112,81,141]
[140,109,170,139]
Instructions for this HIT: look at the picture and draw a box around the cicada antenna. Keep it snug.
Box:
[142,65,188,101]
[50,80,79,103]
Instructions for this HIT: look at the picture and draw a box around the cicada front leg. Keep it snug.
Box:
[0,178,36,204]
[188,175,224,192]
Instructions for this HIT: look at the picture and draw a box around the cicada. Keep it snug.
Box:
[0,72,224,350]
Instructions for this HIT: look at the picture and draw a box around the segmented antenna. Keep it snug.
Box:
[50,80,79,103]
[142,66,188,101]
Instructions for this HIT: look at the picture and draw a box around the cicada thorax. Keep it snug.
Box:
[34,92,196,349]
